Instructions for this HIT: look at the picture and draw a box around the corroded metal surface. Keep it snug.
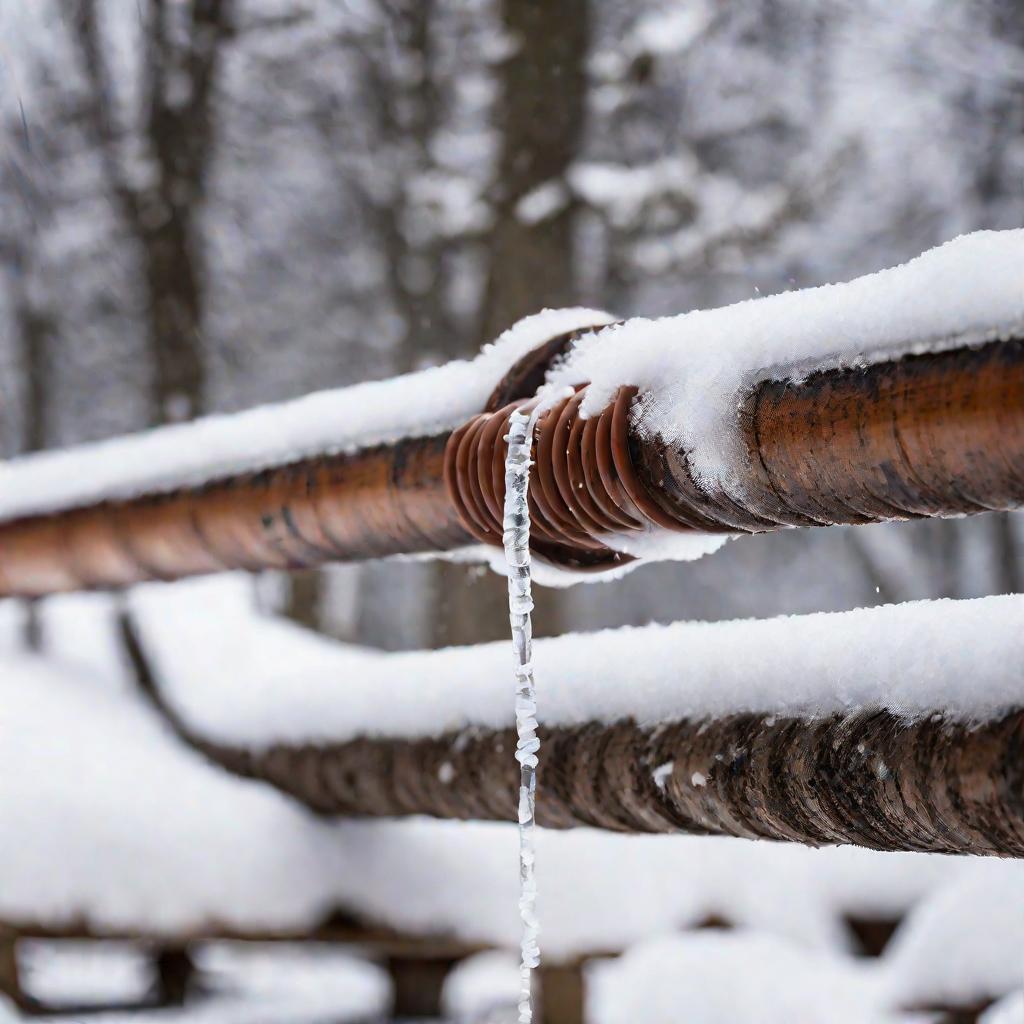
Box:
[449,336,1024,566]
[0,433,469,596]
[638,337,1024,532]
[2,336,1023,595]
[119,613,1024,856]
[182,709,1024,856]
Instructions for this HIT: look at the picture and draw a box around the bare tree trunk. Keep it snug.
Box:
[844,529,907,605]
[138,0,231,423]
[992,513,1023,595]
[6,243,53,648]
[70,0,233,426]
[142,216,206,423]
[428,560,512,648]
[152,946,195,1007]
[385,954,458,1018]
[283,569,326,634]
[539,961,586,1024]
[933,521,963,599]
[18,298,50,649]
[479,0,589,342]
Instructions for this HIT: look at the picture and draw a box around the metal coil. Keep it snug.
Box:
[443,383,694,572]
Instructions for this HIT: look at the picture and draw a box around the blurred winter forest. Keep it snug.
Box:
[1,0,1023,649]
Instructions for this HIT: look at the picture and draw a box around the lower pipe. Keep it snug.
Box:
[119,615,1024,856]
[215,711,1024,856]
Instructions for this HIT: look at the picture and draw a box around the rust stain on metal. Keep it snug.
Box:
[0,434,469,596]
[1,336,1023,595]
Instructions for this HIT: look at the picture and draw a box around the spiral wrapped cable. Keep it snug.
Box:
[443,383,696,572]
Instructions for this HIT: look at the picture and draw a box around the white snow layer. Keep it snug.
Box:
[18,942,391,1024]
[189,944,390,1023]
[3,231,1021,532]
[981,992,1024,1024]
[20,941,153,1005]
[882,865,1024,1010]
[0,655,349,935]
[585,932,901,1024]
[131,577,1024,751]
[547,229,1024,495]
[442,950,522,1022]
[325,823,961,962]
[0,307,615,522]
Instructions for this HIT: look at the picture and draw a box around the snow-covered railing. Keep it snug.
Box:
[0,231,1022,596]
[123,587,1024,857]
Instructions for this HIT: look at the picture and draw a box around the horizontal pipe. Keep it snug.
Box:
[2,336,1023,596]
[182,709,1024,857]
[638,336,1024,533]
[119,614,1024,856]
[0,434,471,597]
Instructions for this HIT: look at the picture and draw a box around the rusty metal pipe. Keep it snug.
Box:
[637,336,1024,533]
[227,708,1024,855]
[0,434,471,597]
[117,614,1024,857]
[1,336,1023,597]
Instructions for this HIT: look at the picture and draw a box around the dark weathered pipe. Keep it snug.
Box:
[2,336,1023,596]
[0,434,470,597]
[176,710,1024,857]
[118,614,1024,856]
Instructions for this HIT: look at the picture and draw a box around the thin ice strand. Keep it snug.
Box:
[503,408,540,1024]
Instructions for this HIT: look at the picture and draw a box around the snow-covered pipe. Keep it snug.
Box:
[3,329,1023,597]
[122,592,1024,858]
[135,667,1024,857]
[1,232,1022,595]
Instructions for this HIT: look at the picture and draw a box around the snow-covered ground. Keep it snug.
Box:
[8,943,390,1023]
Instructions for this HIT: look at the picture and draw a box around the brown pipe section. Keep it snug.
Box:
[149,700,1024,856]
[0,434,470,597]
[638,336,1024,533]
[444,334,1024,566]
[1,335,1023,597]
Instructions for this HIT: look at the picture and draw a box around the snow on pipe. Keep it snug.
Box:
[1,232,1023,596]
[118,590,1024,857]
[445,334,1024,570]
[2,333,1023,597]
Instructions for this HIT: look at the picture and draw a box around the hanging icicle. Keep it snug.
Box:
[503,407,540,1024]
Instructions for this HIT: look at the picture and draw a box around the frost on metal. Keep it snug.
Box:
[502,408,540,1024]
